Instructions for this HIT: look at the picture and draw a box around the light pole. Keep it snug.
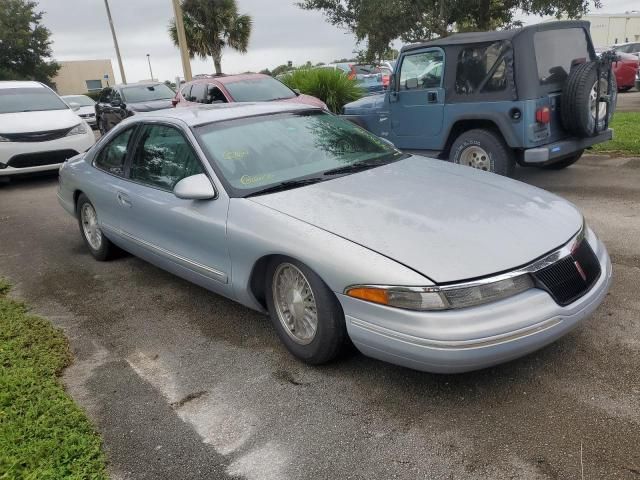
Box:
[146,54,154,81]
[172,0,192,82]
[103,0,127,84]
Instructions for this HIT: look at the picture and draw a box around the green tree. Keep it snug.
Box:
[169,0,252,75]
[299,0,601,61]
[0,0,59,83]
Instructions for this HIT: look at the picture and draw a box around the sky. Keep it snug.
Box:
[37,0,639,84]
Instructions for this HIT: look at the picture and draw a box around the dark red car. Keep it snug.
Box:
[173,73,327,109]
[612,52,639,92]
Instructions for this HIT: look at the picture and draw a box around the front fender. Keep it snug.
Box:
[227,198,432,311]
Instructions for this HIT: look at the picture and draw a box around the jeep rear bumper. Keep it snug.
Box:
[522,129,613,164]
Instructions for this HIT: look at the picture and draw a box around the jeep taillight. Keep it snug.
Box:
[535,106,551,124]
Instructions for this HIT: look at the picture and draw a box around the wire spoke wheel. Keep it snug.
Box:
[272,263,318,345]
[81,203,102,251]
[459,145,491,171]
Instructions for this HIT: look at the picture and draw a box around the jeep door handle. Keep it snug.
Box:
[116,191,132,208]
[427,91,438,103]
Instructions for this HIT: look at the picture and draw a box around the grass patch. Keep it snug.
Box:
[591,112,640,156]
[0,279,107,479]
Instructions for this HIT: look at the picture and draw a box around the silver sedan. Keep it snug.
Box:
[57,103,612,373]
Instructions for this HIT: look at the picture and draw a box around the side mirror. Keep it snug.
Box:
[171,98,179,107]
[69,102,81,111]
[111,98,122,107]
[389,73,396,90]
[173,173,216,200]
[405,77,418,89]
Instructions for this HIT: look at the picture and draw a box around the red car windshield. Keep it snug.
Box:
[224,77,296,102]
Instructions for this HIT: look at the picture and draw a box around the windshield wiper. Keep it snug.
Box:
[245,177,324,197]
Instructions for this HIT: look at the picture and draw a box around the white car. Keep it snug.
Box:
[62,94,97,128]
[0,81,95,178]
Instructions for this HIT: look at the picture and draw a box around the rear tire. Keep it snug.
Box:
[76,194,114,261]
[561,62,616,137]
[450,129,515,177]
[539,150,584,170]
[265,257,347,365]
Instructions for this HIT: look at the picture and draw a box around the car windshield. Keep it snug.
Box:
[121,84,175,103]
[224,77,296,102]
[195,110,403,197]
[0,87,68,114]
[62,95,95,107]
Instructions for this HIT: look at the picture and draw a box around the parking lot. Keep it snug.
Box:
[0,155,638,480]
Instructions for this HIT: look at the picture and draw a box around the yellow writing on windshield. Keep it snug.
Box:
[224,150,249,161]
[240,173,274,185]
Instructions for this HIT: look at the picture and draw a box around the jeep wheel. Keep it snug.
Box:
[539,150,584,170]
[450,129,514,177]
[561,61,617,137]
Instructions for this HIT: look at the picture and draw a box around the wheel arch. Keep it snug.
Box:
[442,116,518,157]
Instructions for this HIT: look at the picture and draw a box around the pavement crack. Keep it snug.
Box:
[171,390,208,409]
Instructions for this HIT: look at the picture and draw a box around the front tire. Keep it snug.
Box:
[450,129,515,177]
[265,257,347,365]
[76,194,114,261]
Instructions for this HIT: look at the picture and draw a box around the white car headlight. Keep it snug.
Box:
[66,123,88,136]
[345,274,534,311]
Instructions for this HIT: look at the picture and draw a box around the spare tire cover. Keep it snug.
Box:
[561,61,617,137]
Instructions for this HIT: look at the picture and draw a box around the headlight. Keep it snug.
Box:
[345,274,534,311]
[66,123,88,136]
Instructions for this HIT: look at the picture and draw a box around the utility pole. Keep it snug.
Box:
[103,0,127,84]
[172,0,193,82]
[146,54,154,81]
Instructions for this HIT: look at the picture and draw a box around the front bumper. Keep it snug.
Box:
[523,129,613,164]
[0,128,95,176]
[340,234,612,373]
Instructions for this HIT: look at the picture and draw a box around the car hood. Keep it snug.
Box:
[342,93,386,114]
[127,99,174,112]
[75,106,95,115]
[278,94,327,109]
[249,156,583,283]
[0,109,80,133]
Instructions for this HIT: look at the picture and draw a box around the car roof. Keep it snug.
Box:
[401,20,590,52]
[134,102,318,127]
[0,81,45,90]
[184,73,273,86]
[112,82,165,90]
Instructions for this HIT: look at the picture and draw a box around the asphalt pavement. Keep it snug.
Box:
[0,156,639,479]
[616,89,640,112]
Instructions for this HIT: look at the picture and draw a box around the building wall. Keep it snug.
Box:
[52,60,115,95]
[578,14,640,47]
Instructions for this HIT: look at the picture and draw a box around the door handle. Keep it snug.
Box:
[427,91,438,103]
[116,191,132,208]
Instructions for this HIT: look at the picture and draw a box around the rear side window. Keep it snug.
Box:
[534,28,590,86]
[129,125,203,191]
[455,41,510,94]
[94,127,134,176]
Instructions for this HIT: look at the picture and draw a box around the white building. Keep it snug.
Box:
[577,12,640,47]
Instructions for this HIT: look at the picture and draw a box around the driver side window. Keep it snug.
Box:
[399,51,444,90]
[129,124,203,191]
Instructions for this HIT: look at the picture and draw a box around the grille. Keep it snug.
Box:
[532,240,601,306]
[7,149,78,168]
[2,127,72,142]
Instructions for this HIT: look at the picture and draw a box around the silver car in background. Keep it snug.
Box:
[62,94,97,128]
[57,103,612,373]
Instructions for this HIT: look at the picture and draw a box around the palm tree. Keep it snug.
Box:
[169,0,252,75]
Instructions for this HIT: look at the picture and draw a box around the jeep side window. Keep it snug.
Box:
[455,41,510,94]
[399,51,444,90]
